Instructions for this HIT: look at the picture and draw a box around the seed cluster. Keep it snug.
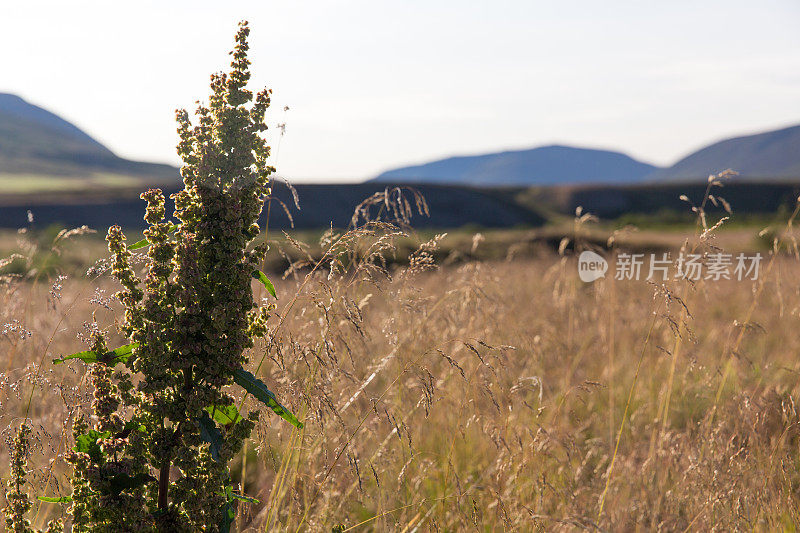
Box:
[63,21,274,531]
[4,424,62,533]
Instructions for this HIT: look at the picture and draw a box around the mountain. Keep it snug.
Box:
[647,124,800,182]
[0,93,178,184]
[371,145,660,186]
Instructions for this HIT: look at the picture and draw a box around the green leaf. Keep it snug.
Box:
[38,496,72,503]
[230,492,260,505]
[54,342,138,366]
[107,343,138,364]
[129,224,179,250]
[107,473,156,496]
[219,484,259,533]
[219,485,235,533]
[252,270,277,299]
[206,404,242,426]
[53,349,97,365]
[129,238,149,250]
[221,500,235,533]
[75,430,111,462]
[233,368,303,429]
[116,420,146,437]
[217,484,261,533]
[198,412,223,463]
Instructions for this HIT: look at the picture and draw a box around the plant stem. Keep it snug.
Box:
[158,457,170,510]
[158,424,183,511]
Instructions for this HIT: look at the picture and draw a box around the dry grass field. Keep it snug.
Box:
[3,196,800,531]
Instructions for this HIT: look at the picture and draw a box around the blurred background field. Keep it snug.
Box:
[0,209,789,280]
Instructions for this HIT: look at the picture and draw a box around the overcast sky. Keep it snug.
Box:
[2,0,799,182]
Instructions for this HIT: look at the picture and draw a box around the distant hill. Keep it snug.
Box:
[647,124,800,182]
[0,93,178,185]
[372,145,660,186]
[0,182,547,230]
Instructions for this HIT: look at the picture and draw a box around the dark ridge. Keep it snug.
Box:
[0,183,546,230]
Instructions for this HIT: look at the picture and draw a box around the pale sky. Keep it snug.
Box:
[2,0,799,182]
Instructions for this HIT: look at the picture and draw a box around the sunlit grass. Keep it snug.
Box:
[0,173,144,194]
[3,191,800,530]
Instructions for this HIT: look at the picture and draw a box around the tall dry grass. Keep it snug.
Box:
[3,186,800,531]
